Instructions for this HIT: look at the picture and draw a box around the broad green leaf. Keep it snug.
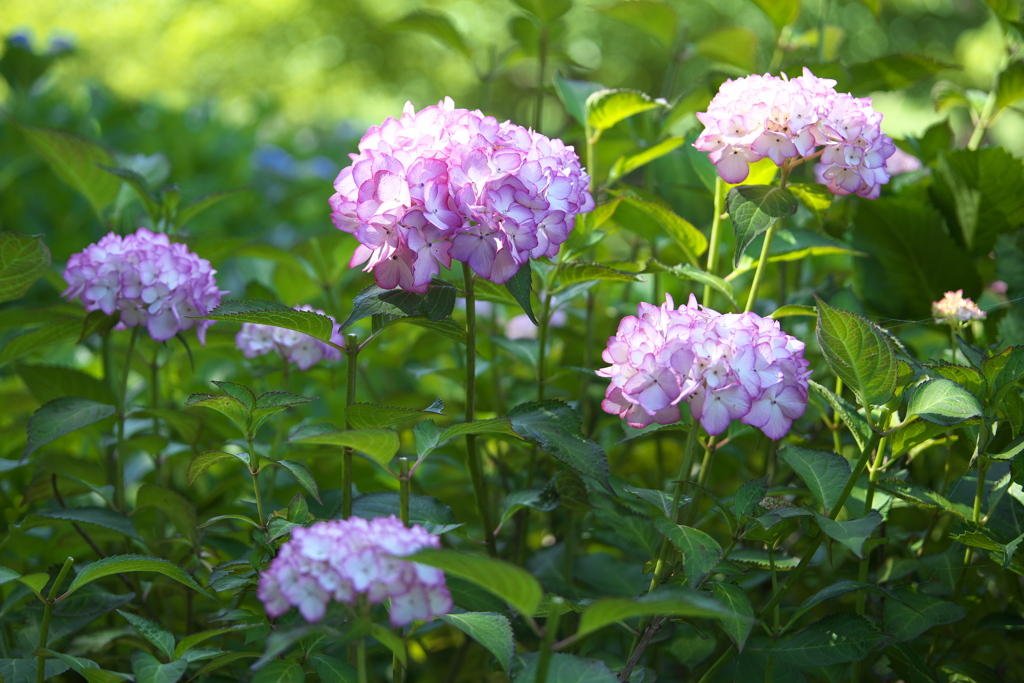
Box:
[0,233,50,304]
[553,261,642,291]
[577,588,740,638]
[250,391,317,434]
[507,400,610,490]
[769,304,817,318]
[644,260,737,311]
[734,475,769,519]
[908,378,983,426]
[813,510,884,558]
[212,380,255,411]
[132,652,187,683]
[198,299,337,344]
[815,296,898,408]
[191,652,260,680]
[996,60,1024,111]
[726,185,799,267]
[515,653,618,683]
[623,485,684,518]
[890,419,957,459]
[695,27,759,71]
[63,554,208,598]
[187,450,251,484]
[389,10,470,58]
[175,187,250,229]
[289,427,400,468]
[504,261,537,325]
[309,654,357,683]
[799,579,897,612]
[29,507,140,541]
[22,397,115,461]
[599,0,678,50]
[585,89,665,135]
[788,182,833,225]
[809,379,871,450]
[653,517,723,585]
[751,0,800,29]
[16,363,115,405]
[252,660,304,683]
[771,613,888,667]
[77,309,121,343]
[16,122,120,215]
[778,445,851,515]
[609,137,685,182]
[341,278,456,329]
[511,0,571,23]
[711,583,754,651]
[347,401,444,429]
[875,479,968,520]
[554,72,605,128]
[620,196,708,265]
[0,658,71,683]
[353,492,458,531]
[847,53,953,94]
[185,394,250,435]
[883,586,965,642]
[117,610,175,660]
[734,227,863,272]
[498,486,560,530]
[37,650,102,675]
[97,164,161,221]
[0,315,83,366]
[441,612,514,672]
[198,514,262,530]
[384,316,466,346]
[135,483,200,549]
[275,460,322,504]
[926,361,986,400]
[982,344,1024,398]
[174,625,256,659]
[406,548,542,616]
[437,418,521,444]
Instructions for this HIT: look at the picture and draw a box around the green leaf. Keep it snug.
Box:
[769,614,888,666]
[735,227,863,272]
[883,586,965,642]
[0,658,71,683]
[908,378,984,426]
[809,379,871,450]
[213,380,255,411]
[15,122,120,215]
[308,654,357,683]
[251,660,304,683]
[16,363,115,405]
[734,475,769,519]
[405,548,542,616]
[711,583,755,651]
[644,260,737,311]
[996,60,1024,111]
[599,0,678,50]
[174,625,256,659]
[275,460,321,504]
[847,53,953,94]
[553,261,643,291]
[29,507,140,541]
[0,315,84,366]
[131,652,187,683]
[97,164,161,221]
[498,486,561,530]
[620,195,708,265]
[198,514,261,530]
[653,518,723,585]
[198,299,337,344]
[768,304,817,319]
[609,137,685,182]
[778,445,852,515]
[191,652,260,680]
[353,492,458,531]
[22,397,115,461]
[383,316,466,346]
[289,427,400,469]
[750,0,800,29]
[507,400,610,490]
[441,612,514,673]
[799,579,898,612]
[511,0,571,23]
[515,653,618,683]
[175,186,250,229]
[63,554,208,598]
[788,182,833,225]
[135,483,200,550]
[187,450,251,484]
[576,588,741,638]
[185,393,250,436]
[347,401,444,429]
[0,233,51,304]
[585,89,665,135]
[389,10,470,58]
[117,610,175,660]
[875,479,969,521]
[726,185,799,267]
[815,296,898,408]
[982,343,1024,398]
[437,418,521,444]
[553,72,605,128]
[813,510,884,558]
[504,261,537,325]
[695,27,759,71]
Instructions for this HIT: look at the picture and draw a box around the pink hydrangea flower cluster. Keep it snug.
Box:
[330,97,594,292]
[694,68,896,199]
[932,289,986,325]
[62,228,223,343]
[235,305,345,370]
[258,516,452,626]
[597,294,811,440]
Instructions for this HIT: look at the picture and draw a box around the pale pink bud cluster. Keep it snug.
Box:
[695,68,896,199]
[597,295,811,440]
[330,97,594,291]
[62,228,223,343]
[258,516,452,626]
[932,290,986,325]
[235,305,345,370]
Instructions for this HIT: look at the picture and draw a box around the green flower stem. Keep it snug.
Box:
[697,430,883,683]
[533,26,548,132]
[343,333,359,520]
[463,262,497,557]
[356,632,368,683]
[702,177,725,309]
[536,597,564,683]
[115,327,140,513]
[538,288,553,401]
[399,457,410,527]
[36,556,75,683]
[955,457,992,598]
[768,541,780,633]
[247,436,265,528]
[743,221,779,313]
[855,427,891,622]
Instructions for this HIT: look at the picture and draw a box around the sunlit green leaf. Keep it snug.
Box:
[598,0,678,50]
[275,460,322,504]
[727,185,799,267]
[847,53,953,94]
[553,261,642,291]
[507,400,610,490]
[908,378,984,426]
[0,232,51,304]
[442,612,514,672]
[779,445,852,515]
[620,195,708,265]
[585,89,665,134]
[609,137,685,182]
[406,548,542,616]
[750,0,800,29]
[815,296,898,408]
[289,426,400,469]
[389,10,471,58]
[695,27,759,71]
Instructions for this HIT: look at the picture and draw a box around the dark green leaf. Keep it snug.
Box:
[883,586,965,642]
[187,450,251,485]
[441,612,514,673]
[554,72,605,128]
[0,658,71,683]
[996,60,1024,111]
[799,579,898,612]
[577,587,741,638]
[347,401,445,429]
[498,486,561,530]
[251,660,304,683]
[275,460,322,504]
[908,378,983,426]
[507,400,610,490]
[515,653,618,683]
[809,379,871,450]
[389,10,470,58]
[383,316,466,346]
[353,492,458,531]
[653,518,723,585]
[0,232,50,304]
[309,654,357,683]
[504,261,537,325]
[405,548,542,616]
[734,476,769,519]
[769,613,888,666]
[117,610,175,660]
[735,227,863,272]
[727,185,799,267]
[847,54,953,94]
[511,0,572,23]
[198,300,337,344]
[185,394,250,435]
[553,261,642,291]
[97,164,161,221]
[30,507,140,541]
[778,445,851,515]
[645,260,737,311]
[875,479,968,520]
[712,583,755,651]
[22,397,115,461]
[63,554,208,598]
[815,296,898,408]
[16,363,115,405]
[813,510,884,558]
[0,315,84,366]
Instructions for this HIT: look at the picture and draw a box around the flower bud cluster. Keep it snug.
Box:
[258,516,452,626]
[62,228,223,343]
[932,289,986,325]
[330,97,594,291]
[597,295,811,440]
[235,305,345,370]
[695,68,896,199]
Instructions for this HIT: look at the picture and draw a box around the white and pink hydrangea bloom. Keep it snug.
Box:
[597,295,811,440]
[932,289,986,325]
[235,305,345,370]
[258,516,452,626]
[694,68,896,199]
[62,227,224,343]
[330,98,594,291]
